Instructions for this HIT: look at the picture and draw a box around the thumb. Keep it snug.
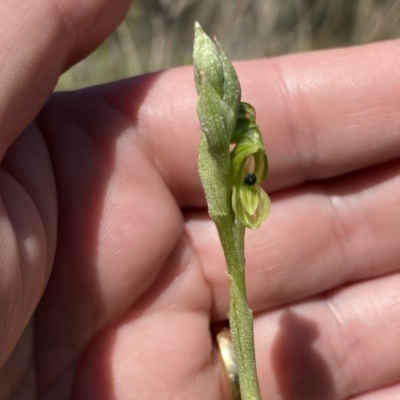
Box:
[0,0,131,158]
[0,0,130,368]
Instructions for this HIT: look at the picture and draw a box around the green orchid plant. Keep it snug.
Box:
[193,22,271,400]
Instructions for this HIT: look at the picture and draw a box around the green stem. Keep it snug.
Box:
[193,23,267,399]
[215,216,261,400]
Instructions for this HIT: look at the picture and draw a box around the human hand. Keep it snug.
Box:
[1,2,400,399]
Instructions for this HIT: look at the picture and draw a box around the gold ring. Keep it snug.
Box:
[216,327,241,400]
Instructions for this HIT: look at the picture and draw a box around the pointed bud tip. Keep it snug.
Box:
[194,21,204,34]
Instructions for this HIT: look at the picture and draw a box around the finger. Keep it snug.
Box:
[0,0,130,156]
[102,39,400,206]
[254,273,400,399]
[0,168,48,365]
[349,383,400,399]
[240,40,400,191]
[0,0,130,371]
[185,158,400,318]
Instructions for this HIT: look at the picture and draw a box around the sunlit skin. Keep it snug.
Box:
[1,1,400,399]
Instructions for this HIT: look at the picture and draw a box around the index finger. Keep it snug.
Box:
[103,39,400,205]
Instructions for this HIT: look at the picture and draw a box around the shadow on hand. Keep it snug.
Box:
[271,310,336,400]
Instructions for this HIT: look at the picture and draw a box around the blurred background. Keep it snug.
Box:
[56,0,400,91]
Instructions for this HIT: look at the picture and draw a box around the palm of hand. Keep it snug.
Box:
[1,52,400,400]
[1,72,229,399]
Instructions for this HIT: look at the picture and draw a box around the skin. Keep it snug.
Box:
[0,1,399,399]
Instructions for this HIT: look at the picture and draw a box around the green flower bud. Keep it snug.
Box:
[193,22,241,161]
[231,102,257,143]
[230,105,271,230]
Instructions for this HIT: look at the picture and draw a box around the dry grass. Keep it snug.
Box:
[56,0,400,91]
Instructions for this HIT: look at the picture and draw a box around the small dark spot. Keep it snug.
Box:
[244,173,257,186]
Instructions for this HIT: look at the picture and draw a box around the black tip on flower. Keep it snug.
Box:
[244,173,257,186]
